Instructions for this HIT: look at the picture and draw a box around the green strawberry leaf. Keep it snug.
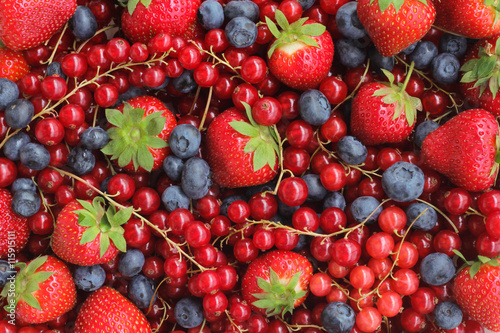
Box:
[22,293,42,311]
[469,261,481,279]
[108,231,127,253]
[113,207,134,226]
[373,0,428,13]
[298,35,319,48]
[99,233,110,258]
[24,256,48,275]
[244,137,262,153]
[230,121,260,137]
[275,10,290,31]
[137,144,154,171]
[478,255,491,264]
[253,144,269,171]
[105,108,125,127]
[80,225,100,245]
[127,0,152,15]
[257,277,273,293]
[265,16,281,39]
[300,23,326,37]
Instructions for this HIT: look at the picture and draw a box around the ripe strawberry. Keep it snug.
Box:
[350,68,421,145]
[357,0,436,57]
[51,198,134,266]
[0,255,76,324]
[101,95,177,172]
[434,0,500,39]
[0,188,29,259]
[421,109,500,192]
[242,250,313,316]
[0,47,29,81]
[0,0,77,51]
[266,10,334,90]
[206,103,279,188]
[74,286,151,333]
[120,0,201,44]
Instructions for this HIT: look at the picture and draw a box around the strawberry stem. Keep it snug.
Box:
[400,61,415,92]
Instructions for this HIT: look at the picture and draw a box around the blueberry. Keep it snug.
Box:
[323,191,346,211]
[11,190,41,217]
[80,127,109,150]
[295,0,315,10]
[5,99,34,129]
[302,174,327,202]
[337,136,367,165]
[118,249,145,277]
[69,6,98,40]
[74,265,106,292]
[100,176,112,193]
[299,89,331,126]
[350,196,382,224]
[409,41,438,69]
[434,302,463,330]
[181,157,212,200]
[67,146,96,175]
[335,2,367,40]
[149,76,170,90]
[0,260,16,288]
[162,185,190,212]
[163,155,184,182]
[225,16,258,48]
[46,62,67,80]
[128,275,157,309]
[439,33,468,58]
[11,178,37,194]
[401,42,418,55]
[335,38,367,68]
[420,252,456,286]
[0,78,19,110]
[198,0,225,30]
[293,234,309,251]
[169,124,202,159]
[432,53,460,85]
[3,132,31,161]
[172,70,197,94]
[224,0,260,22]
[278,198,299,218]
[414,121,439,148]
[368,46,394,72]
[381,161,425,202]
[174,298,204,329]
[19,143,50,171]
[221,194,246,216]
[321,302,356,333]
[114,86,145,107]
[245,180,277,199]
[405,202,437,231]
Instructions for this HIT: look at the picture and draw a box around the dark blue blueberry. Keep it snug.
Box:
[401,42,418,55]
[128,275,157,309]
[321,301,356,333]
[163,155,184,182]
[414,121,439,148]
[0,260,16,288]
[278,198,299,218]
[381,161,425,202]
[299,89,331,126]
[3,132,30,161]
[172,70,197,94]
[439,33,468,58]
[198,0,225,30]
[406,202,437,231]
[100,176,112,193]
[224,0,260,22]
[350,196,382,224]
[335,2,367,40]
[5,99,34,129]
[169,124,202,159]
[114,86,145,107]
[323,191,346,211]
[118,249,145,277]
[69,6,98,40]
[11,178,37,194]
[162,185,190,212]
[292,234,309,251]
[11,190,41,217]
[67,146,96,175]
[337,136,367,165]
[368,46,394,72]
[335,38,367,68]
[245,180,277,199]
[181,157,212,200]
[295,0,315,10]
[432,53,460,85]
[174,298,204,329]
[80,127,109,150]
[221,194,246,216]
[149,76,170,90]
[225,16,258,48]
[420,252,456,286]
[46,63,67,80]
[0,78,19,110]
[73,264,106,292]
[434,302,463,330]
[19,143,50,171]
[409,41,438,69]
[302,174,327,202]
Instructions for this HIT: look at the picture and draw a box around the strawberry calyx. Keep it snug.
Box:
[73,197,133,258]
[372,0,429,13]
[101,102,168,172]
[453,249,500,279]
[117,0,152,15]
[483,0,500,25]
[252,269,307,317]
[265,9,326,59]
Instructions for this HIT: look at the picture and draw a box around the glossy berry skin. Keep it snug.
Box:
[0,47,30,81]
[0,188,29,259]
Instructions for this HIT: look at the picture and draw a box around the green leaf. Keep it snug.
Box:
[24,256,48,275]
[30,271,55,285]
[108,231,127,253]
[488,259,500,266]
[300,23,326,37]
[99,233,110,258]
[77,199,96,214]
[372,87,394,97]
[264,143,276,170]
[491,75,500,99]
[145,136,167,149]
[271,284,286,294]
[298,35,319,48]
[460,59,479,72]
[230,121,259,138]
[391,0,405,12]
[252,299,275,309]
[477,55,497,78]
[22,293,42,311]
[113,207,133,226]
[78,215,96,227]
[127,0,140,15]
[469,261,481,279]
[288,271,302,289]
[269,269,280,286]
[242,102,257,127]
[453,249,473,265]
[274,10,290,31]
[381,69,395,85]
[265,16,281,39]
[137,144,154,172]
[140,0,152,7]
[129,108,145,124]
[478,255,491,264]
[244,138,262,154]
[253,144,268,171]
[105,108,125,128]
[117,147,133,168]
[80,226,100,245]
[295,290,307,299]
[146,117,167,136]
[268,41,280,59]
[257,277,272,292]
[461,71,478,83]
[495,37,500,56]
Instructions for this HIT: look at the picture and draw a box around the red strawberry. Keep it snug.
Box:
[206,103,279,188]
[0,255,76,324]
[101,95,177,172]
[434,0,500,39]
[51,198,133,266]
[266,10,334,90]
[74,286,151,333]
[357,0,436,57]
[121,0,201,44]
[0,188,29,259]
[242,250,313,316]
[0,0,76,51]
[421,109,500,192]
[0,47,29,81]
[350,68,421,145]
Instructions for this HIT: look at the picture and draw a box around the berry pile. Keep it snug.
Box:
[1,0,500,333]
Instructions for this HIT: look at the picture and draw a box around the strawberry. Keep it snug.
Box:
[434,0,500,39]
[241,250,313,316]
[357,0,436,57]
[0,188,29,259]
[350,66,421,145]
[0,47,29,81]
[265,10,334,90]
[0,0,77,51]
[74,286,152,333]
[206,103,279,188]
[120,0,201,44]
[421,109,500,192]
[101,95,177,172]
[0,255,76,324]
[51,198,134,266]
